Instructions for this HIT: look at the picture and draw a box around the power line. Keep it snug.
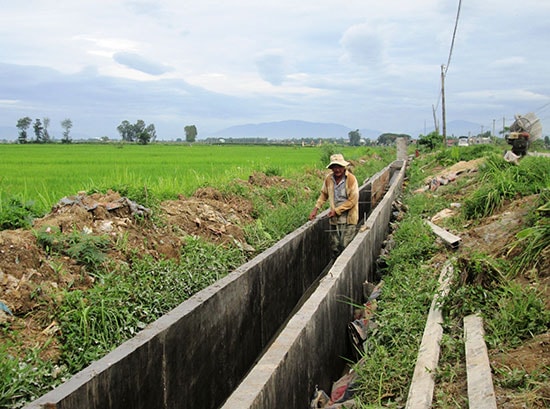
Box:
[438,0,462,142]
[433,0,462,124]
[534,101,550,115]
[444,0,462,76]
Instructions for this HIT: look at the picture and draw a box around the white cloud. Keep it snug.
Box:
[340,23,386,67]
[0,0,548,139]
[113,52,173,76]
[255,52,286,86]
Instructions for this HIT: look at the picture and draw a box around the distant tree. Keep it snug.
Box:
[545,136,550,149]
[377,133,397,145]
[117,120,134,141]
[185,125,197,142]
[134,119,146,138]
[145,123,156,142]
[61,118,73,143]
[16,117,32,144]
[348,129,361,146]
[418,131,442,151]
[117,120,156,144]
[33,118,44,143]
[135,123,156,145]
[43,117,51,142]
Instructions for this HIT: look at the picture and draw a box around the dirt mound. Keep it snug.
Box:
[161,187,255,248]
[0,188,255,327]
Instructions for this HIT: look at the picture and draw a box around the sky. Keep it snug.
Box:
[1,0,549,141]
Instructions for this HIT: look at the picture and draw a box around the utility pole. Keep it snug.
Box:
[441,64,447,147]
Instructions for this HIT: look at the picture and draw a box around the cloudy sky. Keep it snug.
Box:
[1,0,549,140]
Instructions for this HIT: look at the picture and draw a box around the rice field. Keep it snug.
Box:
[0,143,372,213]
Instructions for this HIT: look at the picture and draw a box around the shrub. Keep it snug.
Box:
[35,227,110,273]
[0,196,42,230]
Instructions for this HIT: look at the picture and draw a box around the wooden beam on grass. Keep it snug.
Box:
[464,314,497,409]
[425,220,461,249]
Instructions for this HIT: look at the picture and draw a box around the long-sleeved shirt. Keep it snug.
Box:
[314,170,359,225]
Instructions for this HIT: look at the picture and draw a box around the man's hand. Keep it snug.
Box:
[308,208,318,221]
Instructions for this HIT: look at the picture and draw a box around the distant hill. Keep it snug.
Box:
[210,120,381,140]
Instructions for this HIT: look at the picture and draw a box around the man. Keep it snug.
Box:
[308,153,359,259]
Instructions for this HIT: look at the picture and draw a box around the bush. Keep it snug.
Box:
[0,196,42,230]
[35,227,110,273]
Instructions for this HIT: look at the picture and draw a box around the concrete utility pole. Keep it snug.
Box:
[441,64,447,147]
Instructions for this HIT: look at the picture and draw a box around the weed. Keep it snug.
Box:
[34,226,110,273]
[263,166,282,177]
[320,144,339,167]
[0,340,68,409]
[0,196,42,230]
[495,366,530,389]
[352,210,439,406]
[402,193,448,220]
[55,235,247,374]
[433,331,467,408]
[463,154,550,220]
[114,231,130,253]
[507,193,550,277]
[485,282,549,349]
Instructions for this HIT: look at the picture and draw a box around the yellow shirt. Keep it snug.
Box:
[314,170,359,225]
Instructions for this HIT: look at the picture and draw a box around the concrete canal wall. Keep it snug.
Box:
[25,160,405,409]
[222,161,406,408]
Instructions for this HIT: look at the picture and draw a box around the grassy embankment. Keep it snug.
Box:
[352,145,549,408]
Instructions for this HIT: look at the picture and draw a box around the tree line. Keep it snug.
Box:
[16,117,73,144]
[15,116,198,145]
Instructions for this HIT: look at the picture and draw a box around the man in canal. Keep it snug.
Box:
[308,153,359,259]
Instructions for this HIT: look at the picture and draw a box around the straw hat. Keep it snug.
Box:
[326,153,349,168]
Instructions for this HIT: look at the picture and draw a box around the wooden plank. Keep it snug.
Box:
[464,314,497,409]
[425,220,461,248]
[405,262,454,409]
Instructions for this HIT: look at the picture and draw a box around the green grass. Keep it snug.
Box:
[354,213,440,407]
[354,149,549,407]
[57,236,248,374]
[0,143,379,215]
[463,154,550,220]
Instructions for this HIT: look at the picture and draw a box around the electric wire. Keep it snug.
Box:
[433,0,462,118]
[534,101,550,115]
[444,0,462,76]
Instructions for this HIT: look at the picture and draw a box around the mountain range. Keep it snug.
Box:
[210,119,489,140]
